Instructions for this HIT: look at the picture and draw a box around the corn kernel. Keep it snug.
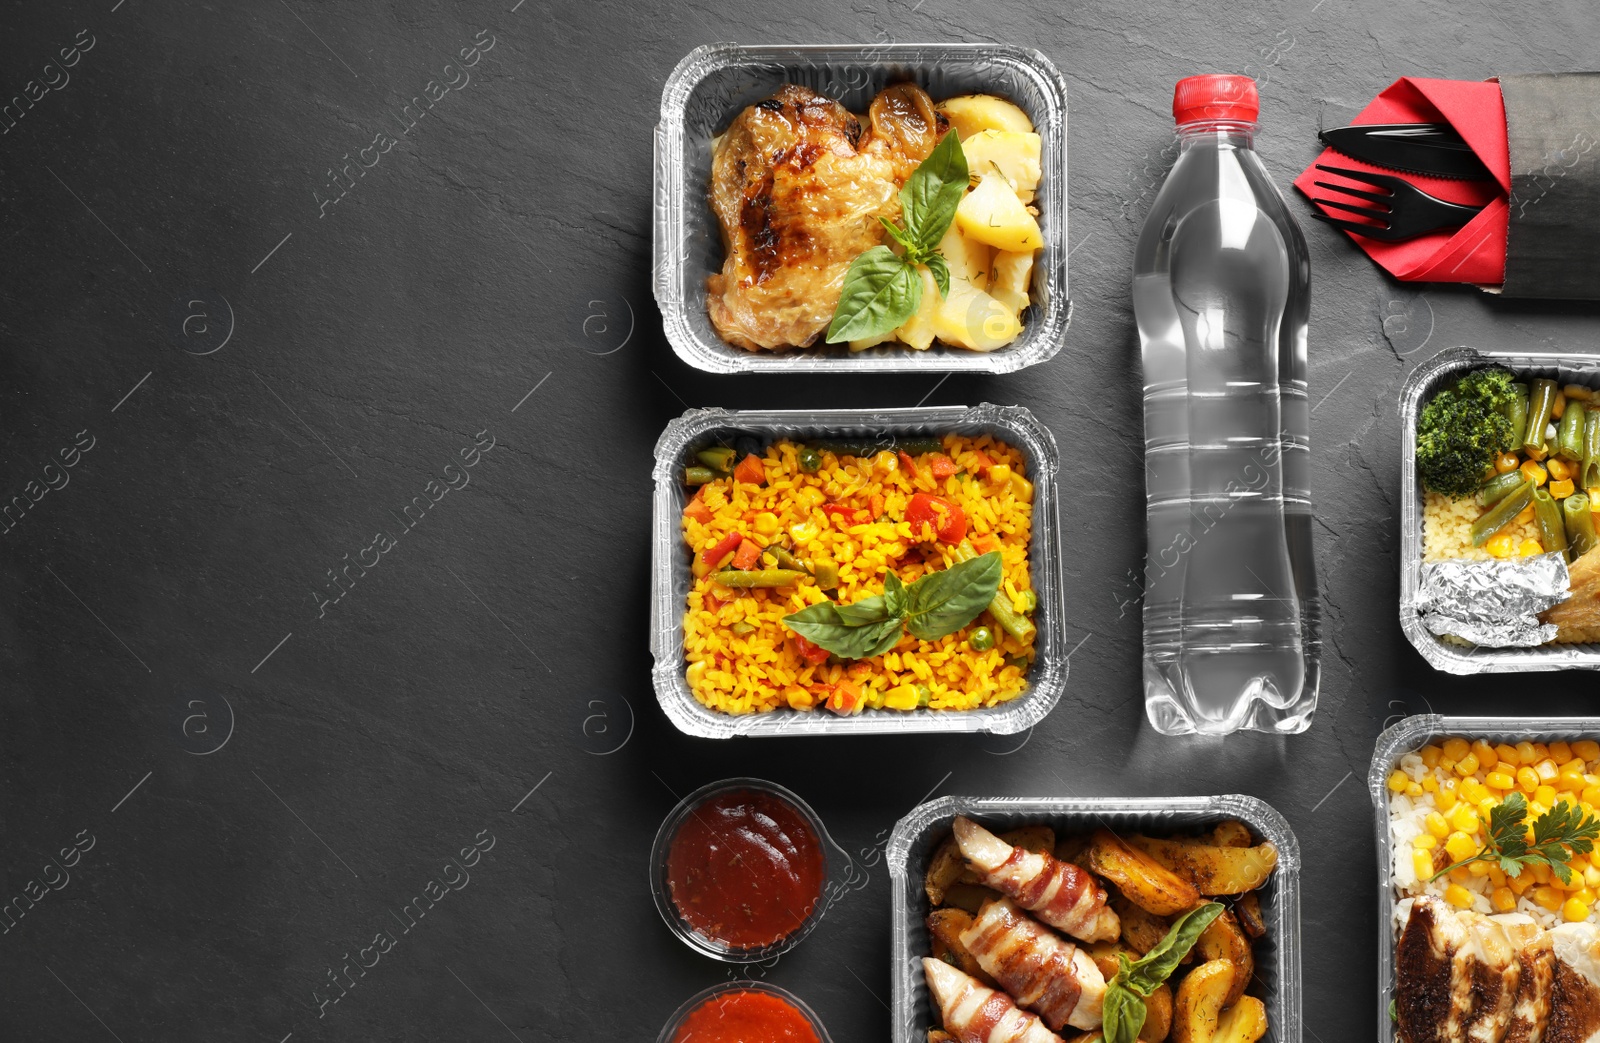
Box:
[1441,758,1457,775]
[1443,737,1470,760]
[1472,740,1499,770]
[1519,538,1546,556]
[1523,460,1551,486]
[1550,458,1575,481]
[1487,533,1519,558]
[1567,384,1594,401]
[1426,812,1451,838]
[1536,742,1552,761]
[1554,741,1576,762]
[1577,740,1600,762]
[1451,805,1481,833]
[1451,866,1472,884]
[1539,759,1561,782]
[1413,849,1435,880]
[1519,741,1540,764]
[1560,771,1587,793]
[1437,782,1460,812]
[1406,782,1425,797]
[1445,831,1479,862]
[1487,771,1517,790]
[1422,744,1444,768]
[1516,503,1538,526]
[988,463,1013,487]
[1489,866,1507,887]
[1566,897,1592,922]
[1585,865,1600,890]
[1498,743,1522,765]
[1462,778,1489,804]
[1423,774,1440,793]
[1579,887,1596,905]
[1535,863,1554,885]
[1492,887,1517,912]
[1446,884,1476,909]
[1413,834,1438,850]
[1510,872,1535,895]
[1552,478,1578,499]
[1554,393,1569,419]
[1531,802,1551,820]
[1480,798,1500,820]
[1388,769,1410,793]
[1536,886,1564,911]
[1585,787,1600,809]
[1009,473,1034,502]
[1496,452,1523,474]
[1469,860,1492,877]
[1519,767,1542,792]
[1537,784,1560,807]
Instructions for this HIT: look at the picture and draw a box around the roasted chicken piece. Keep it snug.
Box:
[1548,922,1600,1043]
[1395,896,1479,1043]
[959,898,1106,1031]
[952,817,1120,944]
[1543,546,1600,635]
[1504,935,1554,1043]
[923,957,1065,1043]
[706,83,945,351]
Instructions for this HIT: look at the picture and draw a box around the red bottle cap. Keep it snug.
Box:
[1172,74,1259,124]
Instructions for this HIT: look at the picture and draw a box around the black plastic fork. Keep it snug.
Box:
[1310,163,1485,242]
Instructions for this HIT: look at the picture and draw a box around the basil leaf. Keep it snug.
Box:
[923,254,951,299]
[899,131,968,255]
[825,247,922,343]
[782,602,877,659]
[836,594,896,627]
[782,584,911,661]
[903,552,1002,641]
[1101,974,1147,1043]
[884,572,908,618]
[878,215,918,254]
[1120,902,1226,996]
[858,617,909,658]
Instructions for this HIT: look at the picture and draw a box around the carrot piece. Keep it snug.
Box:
[929,454,957,480]
[732,538,762,571]
[827,679,862,716]
[898,450,918,477]
[870,493,886,520]
[683,489,714,523]
[733,454,766,485]
[970,448,995,476]
[971,534,1001,555]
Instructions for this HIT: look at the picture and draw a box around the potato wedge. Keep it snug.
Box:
[1142,983,1174,1043]
[1086,939,1131,982]
[926,908,993,984]
[1128,836,1278,896]
[1055,831,1091,865]
[1172,959,1236,1043]
[1001,824,1056,856]
[1196,910,1253,1007]
[937,94,1035,138]
[1212,996,1267,1043]
[1210,821,1253,849]
[925,834,965,906]
[928,1031,956,1043]
[1234,892,1267,940]
[1113,893,1171,955]
[1083,829,1201,915]
[939,882,1002,915]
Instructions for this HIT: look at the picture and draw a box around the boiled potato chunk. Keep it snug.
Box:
[938,94,1035,138]
[932,286,1022,352]
[989,250,1033,315]
[938,224,993,293]
[956,175,1044,252]
[1172,959,1236,1043]
[962,130,1042,197]
[849,329,897,351]
[1212,997,1268,1043]
[894,267,941,351]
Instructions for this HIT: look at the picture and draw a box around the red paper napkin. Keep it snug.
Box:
[1294,77,1511,285]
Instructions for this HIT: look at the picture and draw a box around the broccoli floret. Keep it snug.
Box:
[1416,367,1521,495]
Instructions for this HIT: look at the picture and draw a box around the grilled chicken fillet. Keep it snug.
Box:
[959,898,1105,1031]
[1547,922,1600,1043]
[951,817,1120,944]
[923,957,1064,1043]
[706,83,945,351]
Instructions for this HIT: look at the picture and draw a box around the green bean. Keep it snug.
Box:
[1525,379,1559,454]
[710,569,808,589]
[797,447,823,473]
[954,540,1035,642]
[770,546,810,574]
[730,621,757,635]
[1559,401,1587,461]
[684,466,717,486]
[697,447,737,474]
[1469,480,1534,547]
[811,437,943,459]
[1504,383,1530,447]
[1480,470,1529,507]
[1535,488,1569,557]
[915,684,932,708]
[1583,411,1600,489]
[1565,493,1599,559]
[812,560,839,590]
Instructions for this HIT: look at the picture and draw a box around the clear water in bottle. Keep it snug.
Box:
[1135,74,1319,735]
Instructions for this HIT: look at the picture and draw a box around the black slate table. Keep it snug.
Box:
[5,2,1599,1041]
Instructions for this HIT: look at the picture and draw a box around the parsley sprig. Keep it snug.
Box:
[1427,791,1600,885]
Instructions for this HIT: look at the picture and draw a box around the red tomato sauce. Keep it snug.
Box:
[666,788,825,949]
[671,989,821,1043]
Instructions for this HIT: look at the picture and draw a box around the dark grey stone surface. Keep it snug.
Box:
[4,1,1599,1041]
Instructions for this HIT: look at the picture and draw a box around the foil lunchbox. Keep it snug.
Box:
[653,42,1071,374]
[886,794,1303,1043]
[649,403,1066,738]
[1400,346,1600,672]
[1368,714,1600,1043]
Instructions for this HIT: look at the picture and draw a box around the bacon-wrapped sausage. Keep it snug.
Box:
[959,898,1105,1031]
[951,817,1120,943]
[922,958,1064,1043]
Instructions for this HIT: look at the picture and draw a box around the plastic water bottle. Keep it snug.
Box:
[1135,75,1319,735]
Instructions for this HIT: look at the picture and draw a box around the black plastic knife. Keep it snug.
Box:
[1319,123,1495,181]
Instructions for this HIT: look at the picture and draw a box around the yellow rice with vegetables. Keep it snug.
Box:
[1388,736,1600,928]
[679,434,1038,715]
